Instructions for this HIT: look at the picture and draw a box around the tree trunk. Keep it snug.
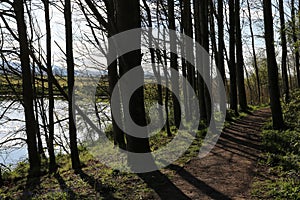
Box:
[43,0,57,172]
[279,0,290,102]
[246,0,261,104]
[200,0,212,124]
[167,0,181,129]
[235,0,248,111]
[263,0,285,130]
[229,0,238,114]
[64,0,81,171]
[114,0,151,154]
[217,0,226,112]
[105,0,126,149]
[179,0,191,122]
[13,0,41,176]
[291,0,300,87]
[193,0,207,124]
[142,0,164,129]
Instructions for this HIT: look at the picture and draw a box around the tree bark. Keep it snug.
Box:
[217,0,226,112]
[167,0,181,129]
[105,0,126,149]
[291,0,300,87]
[229,0,238,114]
[43,0,57,173]
[246,0,261,104]
[263,0,285,130]
[64,0,81,171]
[279,0,290,102]
[235,0,248,111]
[114,0,151,154]
[13,0,40,176]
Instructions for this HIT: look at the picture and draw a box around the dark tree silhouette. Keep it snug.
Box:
[246,0,261,104]
[43,0,57,173]
[114,0,151,155]
[263,0,285,130]
[167,0,181,129]
[64,0,81,171]
[279,0,290,102]
[235,0,248,111]
[13,0,40,176]
[229,0,238,114]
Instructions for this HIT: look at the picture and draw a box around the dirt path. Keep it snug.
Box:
[144,108,272,200]
[170,108,272,200]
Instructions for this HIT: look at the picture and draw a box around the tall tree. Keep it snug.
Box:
[179,0,192,121]
[167,0,181,129]
[193,0,207,123]
[65,0,81,171]
[43,0,57,173]
[104,0,126,149]
[217,0,226,112]
[279,0,290,102]
[200,0,212,123]
[235,0,248,111]
[13,0,40,176]
[291,0,300,87]
[114,0,151,155]
[246,0,261,103]
[182,0,196,91]
[263,0,285,130]
[229,0,238,114]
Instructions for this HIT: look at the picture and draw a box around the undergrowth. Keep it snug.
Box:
[252,89,300,199]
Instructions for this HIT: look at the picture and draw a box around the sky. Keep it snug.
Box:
[0,0,298,77]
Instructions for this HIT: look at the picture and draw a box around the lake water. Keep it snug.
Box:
[0,99,111,167]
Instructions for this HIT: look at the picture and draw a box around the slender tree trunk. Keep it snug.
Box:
[13,0,40,176]
[167,0,181,129]
[43,0,57,172]
[246,0,261,104]
[229,0,238,114]
[32,63,45,158]
[235,0,248,111]
[163,49,172,137]
[263,0,285,130]
[182,0,196,92]
[193,0,207,123]
[179,0,191,122]
[105,0,126,149]
[142,0,164,128]
[279,0,290,102]
[64,0,81,171]
[200,0,212,124]
[217,0,226,112]
[291,0,300,87]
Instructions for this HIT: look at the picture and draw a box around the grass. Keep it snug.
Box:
[251,89,300,199]
[0,102,260,199]
[0,124,207,199]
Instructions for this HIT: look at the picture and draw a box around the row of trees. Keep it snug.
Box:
[0,0,299,176]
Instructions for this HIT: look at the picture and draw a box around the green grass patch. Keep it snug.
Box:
[251,89,300,199]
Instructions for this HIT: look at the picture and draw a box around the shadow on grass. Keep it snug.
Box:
[138,170,191,200]
[54,172,76,198]
[20,175,40,200]
[77,169,118,200]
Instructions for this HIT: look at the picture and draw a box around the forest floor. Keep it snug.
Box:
[0,108,273,199]
[144,108,272,200]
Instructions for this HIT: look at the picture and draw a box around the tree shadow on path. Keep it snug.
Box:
[168,164,232,200]
[138,170,191,200]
